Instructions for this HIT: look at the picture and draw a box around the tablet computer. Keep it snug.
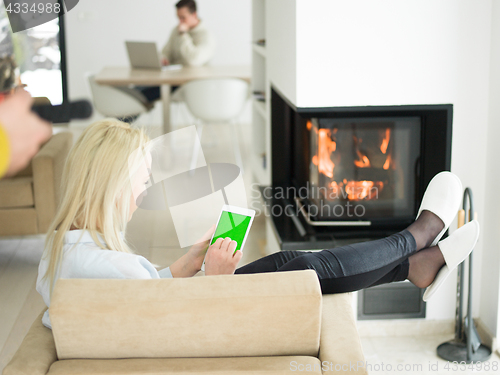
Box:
[201,205,256,272]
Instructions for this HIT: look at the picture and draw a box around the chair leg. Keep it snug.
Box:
[142,106,155,128]
[230,120,244,174]
[190,121,204,172]
[172,102,189,130]
[181,103,194,128]
[171,102,179,130]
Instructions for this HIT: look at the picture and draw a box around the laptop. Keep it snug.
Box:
[125,41,162,70]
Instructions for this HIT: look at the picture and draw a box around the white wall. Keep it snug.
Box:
[265,0,296,105]
[482,0,500,341]
[267,0,496,325]
[64,0,251,125]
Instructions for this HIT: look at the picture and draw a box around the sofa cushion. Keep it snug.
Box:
[0,176,34,208]
[13,162,33,177]
[0,208,38,236]
[2,311,57,375]
[47,356,323,374]
[50,270,322,360]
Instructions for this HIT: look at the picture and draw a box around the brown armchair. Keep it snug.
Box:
[0,132,73,236]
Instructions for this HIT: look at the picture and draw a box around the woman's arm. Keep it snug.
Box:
[169,226,215,277]
[167,226,242,277]
[169,253,200,277]
[169,237,242,277]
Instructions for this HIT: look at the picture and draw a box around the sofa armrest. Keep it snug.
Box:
[2,311,57,375]
[319,293,367,374]
[32,132,73,233]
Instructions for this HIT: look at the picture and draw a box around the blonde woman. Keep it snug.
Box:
[37,119,479,329]
[36,119,228,328]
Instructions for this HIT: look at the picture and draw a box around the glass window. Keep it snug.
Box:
[1,2,63,105]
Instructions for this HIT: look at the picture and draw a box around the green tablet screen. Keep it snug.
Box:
[210,211,251,251]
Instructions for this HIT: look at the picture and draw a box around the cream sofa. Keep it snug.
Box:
[3,270,368,375]
[0,132,73,236]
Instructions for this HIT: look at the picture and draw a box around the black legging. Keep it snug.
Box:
[235,229,415,294]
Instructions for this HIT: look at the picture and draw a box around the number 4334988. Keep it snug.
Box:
[6,2,62,14]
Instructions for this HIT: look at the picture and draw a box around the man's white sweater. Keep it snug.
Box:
[161,20,215,67]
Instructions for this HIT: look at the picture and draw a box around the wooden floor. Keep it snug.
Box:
[0,235,47,371]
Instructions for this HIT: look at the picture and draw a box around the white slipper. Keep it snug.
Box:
[416,172,463,247]
[422,220,480,302]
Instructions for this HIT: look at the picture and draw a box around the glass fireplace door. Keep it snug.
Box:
[308,116,421,223]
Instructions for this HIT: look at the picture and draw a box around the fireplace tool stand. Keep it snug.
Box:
[436,188,492,363]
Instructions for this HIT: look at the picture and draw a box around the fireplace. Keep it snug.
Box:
[304,116,421,224]
[270,86,452,246]
[268,87,452,319]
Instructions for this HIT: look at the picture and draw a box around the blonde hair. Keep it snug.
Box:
[42,119,151,292]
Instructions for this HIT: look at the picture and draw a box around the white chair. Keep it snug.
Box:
[182,78,249,173]
[87,74,153,123]
[170,87,195,128]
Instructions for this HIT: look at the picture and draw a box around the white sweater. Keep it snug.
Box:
[36,230,172,329]
[161,20,215,66]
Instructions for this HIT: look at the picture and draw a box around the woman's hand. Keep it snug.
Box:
[170,225,214,278]
[204,237,243,276]
[186,225,215,272]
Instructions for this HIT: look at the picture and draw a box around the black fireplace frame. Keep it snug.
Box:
[267,86,452,320]
[269,86,453,251]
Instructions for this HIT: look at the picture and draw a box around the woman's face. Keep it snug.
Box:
[128,152,152,221]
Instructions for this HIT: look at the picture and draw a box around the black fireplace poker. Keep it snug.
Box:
[436,188,492,363]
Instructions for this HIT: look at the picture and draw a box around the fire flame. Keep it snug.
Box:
[354,154,371,168]
[353,136,371,168]
[327,180,384,201]
[311,127,336,178]
[345,180,384,200]
[311,123,394,201]
[383,154,392,170]
[380,128,391,154]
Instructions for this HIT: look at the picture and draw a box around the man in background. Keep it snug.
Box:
[138,0,216,103]
[162,0,215,67]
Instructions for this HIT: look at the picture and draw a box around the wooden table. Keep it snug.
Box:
[95,65,251,134]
